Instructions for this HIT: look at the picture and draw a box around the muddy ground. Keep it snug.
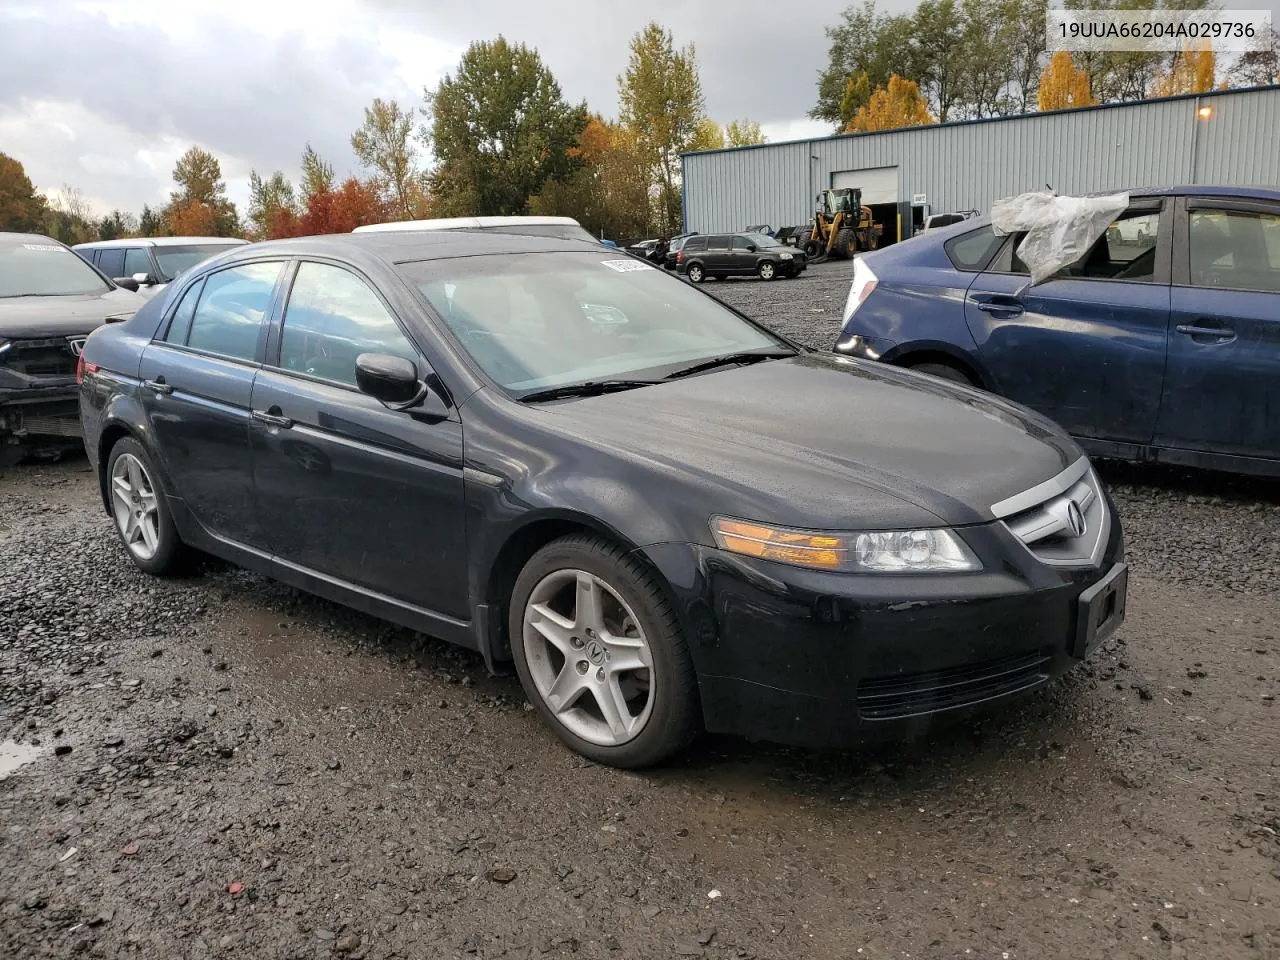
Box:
[2,264,1279,959]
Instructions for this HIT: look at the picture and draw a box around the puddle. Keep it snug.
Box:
[0,740,46,780]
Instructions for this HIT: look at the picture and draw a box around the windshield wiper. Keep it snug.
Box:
[518,379,661,403]
[663,349,797,380]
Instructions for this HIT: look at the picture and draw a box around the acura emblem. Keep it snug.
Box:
[66,336,87,357]
[1065,498,1087,537]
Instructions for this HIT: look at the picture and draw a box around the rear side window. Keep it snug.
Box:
[163,280,204,345]
[705,235,730,252]
[186,261,283,362]
[944,226,1003,271]
[97,248,126,278]
[1189,207,1280,293]
[684,237,707,252]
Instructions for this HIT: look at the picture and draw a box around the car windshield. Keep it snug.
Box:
[400,251,789,394]
[0,239,110,297]
[746,233,780,247]
[153,244,240,281]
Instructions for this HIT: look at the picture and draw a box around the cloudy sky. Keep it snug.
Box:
[0,0,879,217]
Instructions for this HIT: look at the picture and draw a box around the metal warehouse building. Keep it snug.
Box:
[681,84,1280,245]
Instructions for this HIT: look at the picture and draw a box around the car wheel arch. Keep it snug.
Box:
[881,345,989,389]
[96,420,144,514]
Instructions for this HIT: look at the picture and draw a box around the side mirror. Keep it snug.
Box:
[746,243,757,252]
[355,353,423,406]
[132,272,156,286]
[113,276,140,292]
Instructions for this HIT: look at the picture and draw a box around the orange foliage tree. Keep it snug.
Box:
[845,75,935,133]
[1037,52,1096,111]
[269,177,387,238]
[1151,41,1216,97]
[166,199,220,236]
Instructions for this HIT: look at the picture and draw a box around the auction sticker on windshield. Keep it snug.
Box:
[600,259,653,272]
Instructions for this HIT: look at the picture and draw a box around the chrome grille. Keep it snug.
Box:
[990,458,1109,568]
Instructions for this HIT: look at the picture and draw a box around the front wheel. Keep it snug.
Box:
[105,437,184,575]
[686,263,704,283]
[757,261,776,281]
[509,535,699,768]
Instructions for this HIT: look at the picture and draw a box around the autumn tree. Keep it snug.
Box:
[812,2,922,128]
[425,36,587,218]
[529,115,651,242]
[138,204,164,236]
[296,177,387,235]
[246,170,297,240]
[164,146,239,236]
[847,75,935,132]
[350,98,424,219]
[0,152,49,232]
[690,117,725,152]
[1151,41,1216,97]
[42,185,99,245]
[1037,51,1096,111]
[300,143,335,207]
[618,23,708,235]
[725,119,766,146]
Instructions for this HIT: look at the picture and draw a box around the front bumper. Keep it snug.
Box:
[1,381,84,443]
[642,504,1125,748]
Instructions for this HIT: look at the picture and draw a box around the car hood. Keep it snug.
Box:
[0,288,143,338]
[533,351,1081,529]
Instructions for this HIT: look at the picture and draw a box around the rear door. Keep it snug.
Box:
[962,198,1172,445]
[703,235,732,274]
[1154,196,1280,460]
[249,258,469,617]
[138,260,287,549]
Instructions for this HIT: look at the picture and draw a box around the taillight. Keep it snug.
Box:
[676,250,685,264]
[842,256,879,325]
[75,354,99,384]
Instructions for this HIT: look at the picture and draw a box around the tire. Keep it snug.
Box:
[757,260,776,281]
[835,228,856,259]
[104,436,184,575]
[803,240,820,259]
[686,262,705,283]
[908,362,977,386]
[508,534,699,769]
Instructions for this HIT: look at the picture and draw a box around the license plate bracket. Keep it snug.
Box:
[1074,562,1128,658]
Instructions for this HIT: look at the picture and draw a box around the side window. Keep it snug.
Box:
[946,226,1003,272]
[123,248,152,278]
[1188,208,1280,293]
[186,261,283,362]
[97,248,125,278]
[1002,208,1162,282]
[706,235,730,252]
[163,279,204,345]
[684,237,707,253]
[731,236,752,252]
[279,261,418,386]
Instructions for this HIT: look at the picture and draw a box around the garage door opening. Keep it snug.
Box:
[866,203,899,248]
[831,166,899,251]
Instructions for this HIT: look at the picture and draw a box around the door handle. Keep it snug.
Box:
[251,409,293,428]
[143,378,173,395]
[1176,323,1235,341]
[974,299,1024,317]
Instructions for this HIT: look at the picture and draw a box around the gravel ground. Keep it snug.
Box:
[2,270,1279,959]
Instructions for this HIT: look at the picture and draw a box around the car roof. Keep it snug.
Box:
[0,231,64,247]
[72,236,248,249]
[214,229,613,266]
[353,215,583,234]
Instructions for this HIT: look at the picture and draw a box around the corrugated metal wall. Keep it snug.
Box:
[681,86,1280,234]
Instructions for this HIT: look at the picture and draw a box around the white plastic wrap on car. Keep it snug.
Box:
[990,190,1129,285]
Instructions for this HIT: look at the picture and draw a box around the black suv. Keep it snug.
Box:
[676,233,806,283]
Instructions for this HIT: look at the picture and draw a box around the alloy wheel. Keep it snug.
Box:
[109,452,161,561]
[522,569,654,746]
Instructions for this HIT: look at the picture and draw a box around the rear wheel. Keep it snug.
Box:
[686,262,705,283]
[509,535,699,768]
[757,260,776,281]
[835,228,856,259]
[907,361,977,386]
[105,437,184,575]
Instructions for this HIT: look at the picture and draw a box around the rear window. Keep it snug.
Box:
[944,226,1003,272]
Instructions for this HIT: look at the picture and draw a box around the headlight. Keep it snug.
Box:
[711,517,981,573]
[0,338,11,355]
[104,311,135,324]
[778,252,793,259]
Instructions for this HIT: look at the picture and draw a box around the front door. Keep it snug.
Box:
[1155,197,1280,460]
[138,260,286,548]
[963,200,1172,445]
[249,259,469,618]
[729,235,754,276]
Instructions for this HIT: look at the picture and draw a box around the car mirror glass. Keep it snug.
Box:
[113,276,140,291]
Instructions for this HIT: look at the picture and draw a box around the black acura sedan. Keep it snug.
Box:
[77,231,1127,768]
